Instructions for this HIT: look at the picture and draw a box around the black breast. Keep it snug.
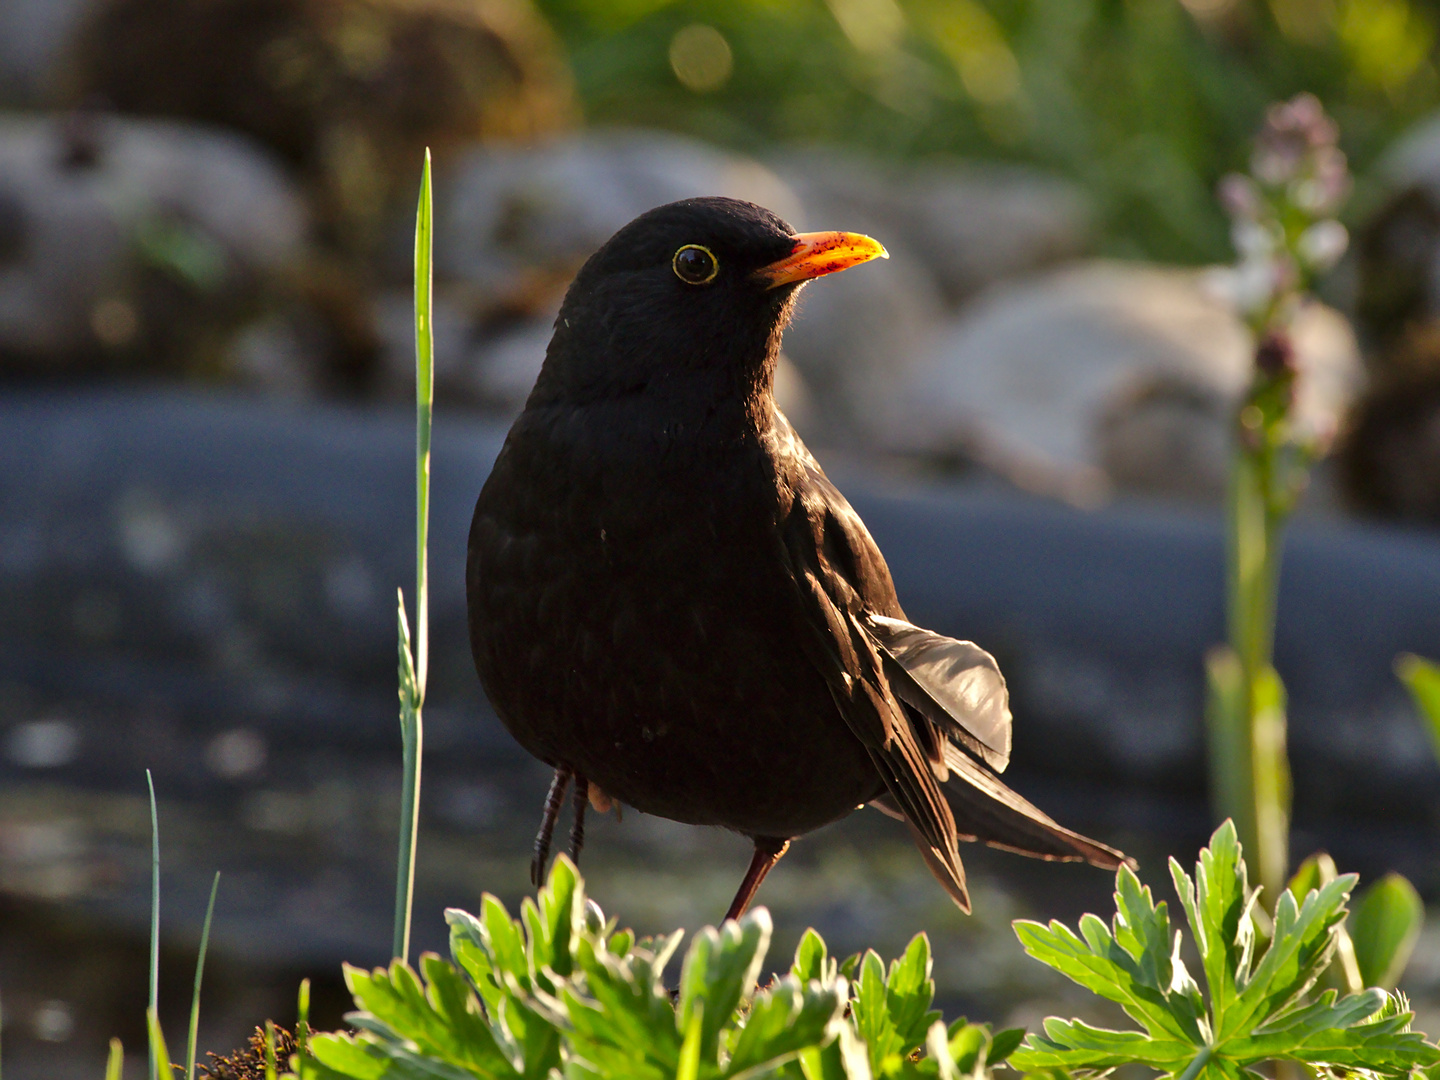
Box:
[466,397,884,837]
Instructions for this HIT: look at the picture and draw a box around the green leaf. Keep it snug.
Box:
[536,856,582,980]
[146,1006,171,1080]
[343,958,522,1078]
[563,932,686,1079]
[445,908,505,1016]
[799,1024,871,1080]
[944,1022,987,1073]
[1012,905,1197,1043]
[1220,875,1354,1041]
[984,1028,1024,1065]
[1224,989,1440,1070]
[1288,853,1363,994]
[677,908,771,1064]
[1351,874,1424,990]
[884,935,941,1054]
[725,973,846,1077]
[480,895,529,989]
[1013,823,1440,1080]
[792,929,833,984]
[676,1002,702,1080]
[1397,654,1440,763]
[1011,1017,1191,1070]
[1170,820,1255,1032]
[306,1032,392,1079]
[852,950,904,1071]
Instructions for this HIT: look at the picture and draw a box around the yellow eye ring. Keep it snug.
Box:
[672,244,719,285]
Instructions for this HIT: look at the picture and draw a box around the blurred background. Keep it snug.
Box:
[3,0,1440,1075]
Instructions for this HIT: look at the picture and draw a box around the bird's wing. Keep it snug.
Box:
[863,613,1012,773]
[774,428,971,910]
[772,414,1130,906]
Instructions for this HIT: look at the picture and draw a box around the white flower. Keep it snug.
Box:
[1296,219,1348,271]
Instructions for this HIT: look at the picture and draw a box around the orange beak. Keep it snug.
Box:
[752,231,889,289]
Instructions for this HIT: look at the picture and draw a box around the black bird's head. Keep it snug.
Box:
[529,197,887,407]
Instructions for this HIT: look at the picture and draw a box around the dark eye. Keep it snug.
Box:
[672,244,718,285]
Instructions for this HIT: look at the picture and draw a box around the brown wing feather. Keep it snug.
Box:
[772,412,1126,910]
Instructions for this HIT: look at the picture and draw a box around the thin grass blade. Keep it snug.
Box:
[147,770,161,1080]
[147,1006,171,1080]
[185,872,220,1080]
[392,150,433,964]
[106,1038,123,1080]
[414,146,433,700]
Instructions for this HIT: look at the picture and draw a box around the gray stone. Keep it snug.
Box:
[771,149,1090,306]
[781,235,945,444]
[432,128,802,306]
[894,262,1362,503]
[0,0,96,106]
[0,112,308,372]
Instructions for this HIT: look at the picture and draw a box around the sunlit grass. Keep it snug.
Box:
[393,149,433,965]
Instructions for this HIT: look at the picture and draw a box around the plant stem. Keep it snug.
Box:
[393,150,433,964]
[1177,1043,1215,1080]
[1213,382,1293,908]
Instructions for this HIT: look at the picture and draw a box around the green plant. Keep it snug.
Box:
[393,148,434,966]
[288,856,1020,1080]
[1010,821,1439,1080]
[110,776,222,1079]
[1205,94,1354,907]
[1398,653,1440,755]
[1285,852,1424,1000]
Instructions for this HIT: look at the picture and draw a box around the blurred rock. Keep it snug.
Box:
[774,150,1088,444]
[61,0,575,257]
[428,136,1088,442]
[0,113,308,377]
[771,150,1091,306]
[0,0,95,106]
[1322,114,1440,524]
[891,262,1362,503]
[1354,113,1440,357]
[783,246,945,444]
[1338,325,1440,525]
[431,128,801,306]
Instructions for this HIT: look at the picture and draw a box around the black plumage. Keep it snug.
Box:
[467,196,1128,919]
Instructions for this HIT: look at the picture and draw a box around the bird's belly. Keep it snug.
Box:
[468,489,882,837]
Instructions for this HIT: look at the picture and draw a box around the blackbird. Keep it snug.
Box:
[467,196,1129,920]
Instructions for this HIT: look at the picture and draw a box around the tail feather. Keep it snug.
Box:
[907,821,971,913]
[877,796,969,913]
[943,745,1132,870]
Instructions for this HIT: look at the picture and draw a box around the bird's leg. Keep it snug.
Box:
[532,766,573,887]
[570,775,589,864]
[723,836,791,922]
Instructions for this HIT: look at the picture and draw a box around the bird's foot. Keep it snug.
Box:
[531,765,573,887]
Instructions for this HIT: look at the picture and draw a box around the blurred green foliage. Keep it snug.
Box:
[532,0,1440,262]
